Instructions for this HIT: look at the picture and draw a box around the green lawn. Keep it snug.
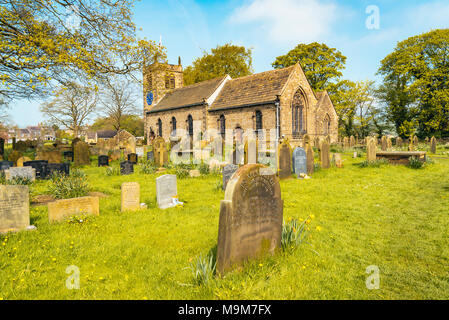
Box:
[1,151,449,300]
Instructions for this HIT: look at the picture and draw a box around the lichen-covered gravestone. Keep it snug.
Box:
[0,161,13,171]
[147,151,154,162]
[320,141,330,169]
[153,137,168,167]
[306,144,314,175]
[120,161,134,175]
[156,174,177,209]
[292,147,307,177]
[277,140,292,179]
[396,137,403,148]
[367,138,376,162]
[430,136,437,154]
[5,167,36,182]
[222,164,238,191]
[74,142,90,166]
[121,182,140,212]
[332,153,343,168]
[48,196,99,223]
[217,164,283,274]
[0,185,30,234]
[381,136,387,151]
[47,163,70,176]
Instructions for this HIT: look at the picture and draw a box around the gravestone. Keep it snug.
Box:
[36,150,62,163]
[217,164,283,274]
[153,137,168,167]
[48,196,99,223]
[396,137,403,147]
[413,136,419,147]
[387,137,392,150]
[14,141,27,152]
[120,161,134,175]
[156,174,177,209]
[320,141,330,169]
[306,144,314,175]
[244,140,258,164]
[147,151,154,162]
[0,161,14,171]
[430,136,437,154]
[5,167,36,182]
[109,149,122,161]
[121,182,140,212]
[0,137,4,156]
[8,150,22,166]
[222,164,238,191]
[302,134,310,147]
[16,156,32,167]
[0,185,30,234]
[367,138,376,162]
[127,153,138,164]
[23,160,48,179]
[74,142,90,166]
[349,135,355,148]
[277,140,292,179]
[332,153,343,168]
[47,163,70,176]
[381,136,387,151]
[136,147,144,158]
[98,155,109,167]
[63,151,74,162]
[292,147,307,177]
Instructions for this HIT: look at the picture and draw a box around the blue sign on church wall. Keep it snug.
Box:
[146,91,154,106]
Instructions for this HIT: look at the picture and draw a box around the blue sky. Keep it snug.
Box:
[9,0,449,127]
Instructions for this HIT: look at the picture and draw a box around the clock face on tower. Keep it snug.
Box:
[146,91,154,106]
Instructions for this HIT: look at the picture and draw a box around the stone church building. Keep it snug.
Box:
[143,60,338,147]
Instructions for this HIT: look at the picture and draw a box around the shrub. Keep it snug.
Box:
[105,167,120,176]
[281,218,309,251]
[198,162,209,175]
[48,170,89,199]
[140,161,156,174]
[175,167,189,179]
[359,159,389,168]
[0,171,33,185]
[214,180,223,191]
[408,156,424,169]
[190,251,216,285]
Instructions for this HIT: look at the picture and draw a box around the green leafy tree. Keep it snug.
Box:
[378,29,449,138]
[183,43,253,85]
[272,42,346,92]
[90,114,144,137]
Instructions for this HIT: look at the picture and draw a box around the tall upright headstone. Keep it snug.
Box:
[0,185,30,234]
[222,164,238,191]
[306,144,314,175]
[217,164,283,274]
[156,174,177,209]
[381,136,387,151]
[387,137,392,150]
[74,142,90,166]
[292,147,307,177]
[430,136,437,154]
[320,141,330,169]
[349,135,355,148]
[121,182,140,212]
[0,137,4,156]
[244,140,258,164]
[277,140,292,179]
[396,137,403,147]
[367,137,376,162]
[153,137,168,167]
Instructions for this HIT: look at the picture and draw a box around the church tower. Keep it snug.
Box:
[143,57,183,112]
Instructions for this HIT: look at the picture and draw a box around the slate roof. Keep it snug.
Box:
[209,66,295,111]
[97,130,117,139]
[148,76,227,113]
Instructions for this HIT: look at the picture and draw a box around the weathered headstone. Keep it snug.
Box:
[48,196,99,223]
[16,156,32,167]
[396,137,403,147]
[367,137,376,162]
[120,161,134,175]
[98,155,109,167]
[387,137,392,150]
[153,137,168,167]
[74,142,90,166]
[332,153,343,168]
[127,153,138,164]
[121,182,140,212]
[306,144,314,175]
[36,150,62,163]
[222,164,238,191]
[23,160,48,179]
[109,149,122,161]
[244,140,258,164]
[0,185,30,234]
[156,174,177,209]
[302,134,310,147]
[430,136,437,154]
[47,163,70,176]
[0,161,14,171]
[292,147,307,177]
[5,167,36,182]
[217,164,283,274]
[8,150,22,166]
[349,135,355,148]
[63,151,74,162]
[147,151,154,162]
[277,140,292,179]
[320,141,330,169]
[381,136,387,151]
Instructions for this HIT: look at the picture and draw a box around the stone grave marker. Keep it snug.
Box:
[147,151,154,162]
[367,138,376,162]
[387,137,392,150]
[153,137,168,167]
[277,140,292,179]
[332,153,343,168]
[430,136,437,154]
[63,151,74,162]
[8,150,22,166]
[121,182,140,212]
[5,167,36,182]
[217,164,283,274]
[292,147,307,177]
[244,140,258,164]
[320,140,330,169]
[381,136,387,151]
[48,196,99,223]
[120,161,134,175]
[16,156,32,167]
[222,164,238,191]
[156,174,177,209]
[36,150,62,163]
[127,153,138,164]
[349,135,355,148]
[74,142,90,166]
[396,137,403,147]
[0,185,30,234]
[23,160,48,179]
[0,161,14,171]
[98,155,109,167]
[47,163,70,176]
[306,144,314,175]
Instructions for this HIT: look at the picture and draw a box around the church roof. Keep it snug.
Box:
[148,76,227,113]
[209,65,295,111]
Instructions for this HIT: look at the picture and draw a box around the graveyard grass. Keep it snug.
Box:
[1,151,449,299]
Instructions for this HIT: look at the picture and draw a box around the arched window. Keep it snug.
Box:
[219,115,226,138]
[171,117,177,136]
[165,74,175,89]
[157,119,162,137]
[292,89,307,138]
[323,114,331,135]
[187,115,193,137]
[255,110,263,131]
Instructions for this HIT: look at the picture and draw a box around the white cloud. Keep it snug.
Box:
[407,1,449,31]
[229,0,339,44]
